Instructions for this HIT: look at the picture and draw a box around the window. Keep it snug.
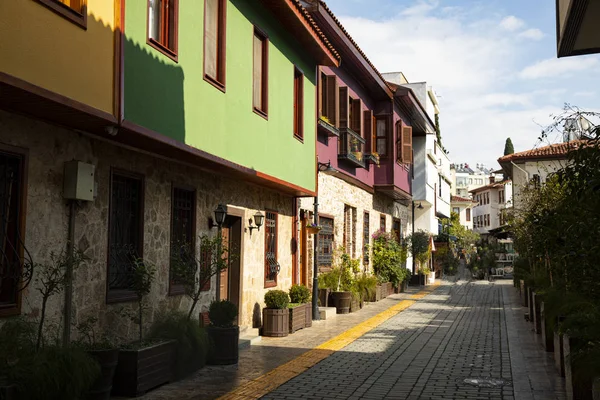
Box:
[376,117,388,156]
[169,186,196,295]
[0,148,27,317]
[148,0,179,60]
[532,174,541,188]
[363,212,370,265]
[204,0,226,89]
[466,208,471,222]
[349,98,361,134]
[253,28,268,117]
[264,211,278,287]
[36,0,87,28]
[392,218,401,243]
[499,190,504,204]
[318,216,334,268]
[439,176,443,197]
[343,205,357,257]
[320,73,338,126]
[107,171,144,302]
[453,207,460,214]
[380,214,386,231]
[293,68,304,140]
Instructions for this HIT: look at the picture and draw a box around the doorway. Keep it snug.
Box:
[299,214,309,286]
[219,215,242,324]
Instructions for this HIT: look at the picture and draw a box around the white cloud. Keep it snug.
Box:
[400,0,439,16]
[500,16,525,32]
[518,28,544,40]
[519,57,600,79]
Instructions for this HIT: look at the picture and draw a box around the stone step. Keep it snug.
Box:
[319,307,337,320]
[239,327,261,350]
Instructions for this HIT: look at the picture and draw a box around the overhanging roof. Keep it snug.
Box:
[388,84,436,135]
[556,0,600,57]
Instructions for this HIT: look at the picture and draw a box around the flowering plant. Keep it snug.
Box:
[306,223,322,230]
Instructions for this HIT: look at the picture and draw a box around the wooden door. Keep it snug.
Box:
[219,226,229,301]
[300,216,308,285]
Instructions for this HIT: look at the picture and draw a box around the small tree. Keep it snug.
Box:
[371,230,408,287]
[130,258,156,343]
[407,231,431,275]
[503,137,514,155]
[171,234,230,320]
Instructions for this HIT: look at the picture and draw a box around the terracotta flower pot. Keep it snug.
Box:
[262,308,289,337]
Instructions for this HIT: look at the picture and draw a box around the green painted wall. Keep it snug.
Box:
[124,0,318,192]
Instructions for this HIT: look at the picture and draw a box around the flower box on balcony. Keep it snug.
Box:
[338,127,366,168]
[364,153,380,165]
[318,117,340,137]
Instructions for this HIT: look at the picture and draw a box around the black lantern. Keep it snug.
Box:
[209,204,228,229]
[248,211,264,234]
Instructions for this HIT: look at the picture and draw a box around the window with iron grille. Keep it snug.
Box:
[380,214,386,231]
[343,206,357,257]
[363,212,369,265]
[264,211,278,286]
[317,216,334,268]
[169,186,195,295]
[0,150,27,316]
[392,218,401,243]
[107,171,144,302]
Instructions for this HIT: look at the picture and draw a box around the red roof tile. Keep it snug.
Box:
[451,195,473,203]
[469,181,511,194]
[290,0,340,62]
[497,140,586,163]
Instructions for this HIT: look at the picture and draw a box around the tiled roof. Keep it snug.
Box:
[451,195,473,203]
[318,0,392,91]
[497,140,586,163]
[290,0,341,62]
[469,180,511,194]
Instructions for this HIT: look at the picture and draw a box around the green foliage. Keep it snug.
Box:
[504,137,514,155]
[130,257,156,343]
[74,316,116,350]
[352,273,378,303]
[148,311,209,379]
[407,230,431,274]
[264,290,290,309]
[318,268,341,291]
[0,319,99,400]
[289,284,311,304]
[371,230,408,287]
[208,300,238,327]
[171,234,232,320]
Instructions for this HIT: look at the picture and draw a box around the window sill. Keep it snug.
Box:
[0,305,21,318]
[147,38,178,63]
[35,0,87,29]
[264,280,277,289]
[106,289,137,304]
[168,284,185,296]
[293,133,304,143]
[204,75,226,93]
[253,108,268,120]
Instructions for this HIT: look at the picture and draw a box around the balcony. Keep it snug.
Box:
[318,117,339,137]
[338,127,365,168]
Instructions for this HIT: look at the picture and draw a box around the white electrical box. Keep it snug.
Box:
[63,161,95,201]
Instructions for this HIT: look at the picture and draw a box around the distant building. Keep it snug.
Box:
[470,177,513,237]
[450,195,474,230]
[450,163,502,198]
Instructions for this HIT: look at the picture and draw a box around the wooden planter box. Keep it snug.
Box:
[386,282,393,296]
[555,329,565,377]
[350,296,360,313]
[318,288,331,307]
[532,292,542,334]
[112,340,175,397]
[564,334,594,400]
[262,308,289,337]
[87,348,119,400]
[369,285,382,302]
[520,280,528,307]
[527,287,535,323]
[289,304,307,334]
[207,325,239,365]
[305,304,312,328]
[331,291,352,314]
[540,302,554,352]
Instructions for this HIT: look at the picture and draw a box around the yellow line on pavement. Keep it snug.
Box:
[218,281,441,400]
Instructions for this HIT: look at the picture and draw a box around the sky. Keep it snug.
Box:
[323,0,600,170]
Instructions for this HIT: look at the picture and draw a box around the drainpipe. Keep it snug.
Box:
[312,195,320,321]
[62,200,75,347]
[411,201,416,275]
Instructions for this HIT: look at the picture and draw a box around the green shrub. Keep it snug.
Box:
[352,273,378,302]
[318,269,341,291]
[148,311,209,379]
[289,284,311,304]
[264,290,290,309]
[208,300,238,328]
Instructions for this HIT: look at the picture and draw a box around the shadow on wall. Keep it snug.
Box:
[253,302,262,329]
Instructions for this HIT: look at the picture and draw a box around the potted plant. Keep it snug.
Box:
[205,300,239,365]
[329,253,359,314]
[262,290,290,337]
[371,230,408,296]
[112,258,176,397]
[407,231,431,285]
[288,284,312,332]
[353,273,377,308]
[306,223,322,235]
[75,316,119,400]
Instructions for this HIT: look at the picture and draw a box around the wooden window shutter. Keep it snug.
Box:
[395,121,402,162]
[363,110,372,152]
[351,99,361,134]
[325,76,338,126]
[402,126,413,163]
[339,87,349,128]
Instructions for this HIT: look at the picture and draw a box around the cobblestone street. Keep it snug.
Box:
[262,280,565,400]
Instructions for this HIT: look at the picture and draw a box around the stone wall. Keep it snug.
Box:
[0,110,295,340]
[300,172,412,286]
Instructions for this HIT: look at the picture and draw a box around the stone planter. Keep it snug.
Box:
[520,280,528,307]
[304,304,312,327]
[564,334,594,400]
[540,302,554,352]
[86,348,119,400]
[331,291,352,314]
[112,340,175,397]
[262,308,289,337]
[289,304,307,334]
[369,285,382,302]
[318,288,331,307]
[207,325,239,365]
[532,292,542,334]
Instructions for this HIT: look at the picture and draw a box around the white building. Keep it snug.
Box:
[450,195,474,230]
[450,163,503,198]
[470,177,513,236]
[498,141,582,211]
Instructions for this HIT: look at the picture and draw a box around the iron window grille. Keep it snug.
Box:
[169,186,196,295]
[264,211,279,284]
[317,216,334,268]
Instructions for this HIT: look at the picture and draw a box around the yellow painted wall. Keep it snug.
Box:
[0,1,115,115]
